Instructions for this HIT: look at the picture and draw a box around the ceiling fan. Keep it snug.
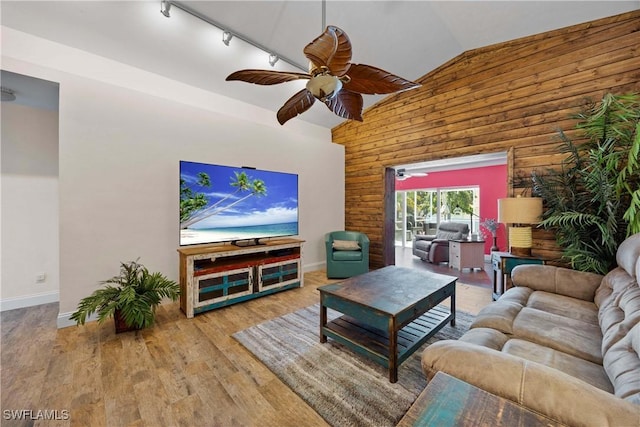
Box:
[395,168,428,181]
[226,25,420,125]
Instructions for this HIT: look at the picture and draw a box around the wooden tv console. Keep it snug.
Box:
[177,238,304,318]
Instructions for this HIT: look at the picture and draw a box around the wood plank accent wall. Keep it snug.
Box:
[332,11,640,269]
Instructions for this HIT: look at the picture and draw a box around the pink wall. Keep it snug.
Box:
[396,164,508,254]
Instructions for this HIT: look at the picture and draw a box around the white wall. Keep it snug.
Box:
[1,28,345,326]
[1,103,60,309]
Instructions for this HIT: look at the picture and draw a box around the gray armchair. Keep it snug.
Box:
[412,222,469,264]
[325,231,370,279]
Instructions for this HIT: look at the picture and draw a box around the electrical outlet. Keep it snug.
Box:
[36,273,46,283]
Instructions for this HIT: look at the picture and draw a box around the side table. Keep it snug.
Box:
[492,251,544,300]
[397,372,566,426]
[449,240,485,271]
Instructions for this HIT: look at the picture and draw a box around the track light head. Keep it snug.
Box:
[222,31,233,46]
[160,1,171,18]
[268,53,279,67]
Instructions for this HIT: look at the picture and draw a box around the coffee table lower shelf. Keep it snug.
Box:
[322,305,453,370]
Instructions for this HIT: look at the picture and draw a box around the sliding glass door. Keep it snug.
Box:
[395,186,479,247]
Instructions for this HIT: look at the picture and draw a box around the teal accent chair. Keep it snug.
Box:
[325,231,370,279]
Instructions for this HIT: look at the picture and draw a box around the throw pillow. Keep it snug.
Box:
[332,240,361,251]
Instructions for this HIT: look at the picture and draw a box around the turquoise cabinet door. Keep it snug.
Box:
[503,257,543,274]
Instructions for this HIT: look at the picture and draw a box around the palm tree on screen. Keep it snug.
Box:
[180,172,267,229]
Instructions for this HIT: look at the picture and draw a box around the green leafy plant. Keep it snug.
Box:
[70,259,180,331]
[532,93,640,274]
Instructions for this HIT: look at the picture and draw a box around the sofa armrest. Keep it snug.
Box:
[421,340,639,427]
[511,264,603,302]
[431,238,450,244]
[414,234,436,242]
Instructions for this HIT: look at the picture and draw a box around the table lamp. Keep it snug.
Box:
[497,197,543,256]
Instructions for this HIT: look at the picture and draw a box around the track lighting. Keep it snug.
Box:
[160,1,171,18]
[222,31,233,46]
[159,1,306,71]
[1,87,16,102]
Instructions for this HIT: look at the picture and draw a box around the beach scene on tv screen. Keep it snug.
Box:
[180,161,298,246]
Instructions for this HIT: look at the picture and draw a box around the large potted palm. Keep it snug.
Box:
[531,93,640,274]
[70,259,180,333]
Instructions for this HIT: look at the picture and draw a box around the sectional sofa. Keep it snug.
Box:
[421,233,640,426]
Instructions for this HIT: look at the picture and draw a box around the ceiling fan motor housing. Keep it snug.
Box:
[306,74,342,102]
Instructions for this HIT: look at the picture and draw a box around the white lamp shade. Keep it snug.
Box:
[306,75,342,101]
[498,197,543,224]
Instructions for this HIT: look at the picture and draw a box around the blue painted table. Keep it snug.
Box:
[397,372,565,426]
[318,266,457,383]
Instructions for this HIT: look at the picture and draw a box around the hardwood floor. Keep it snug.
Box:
[1,262,492,427]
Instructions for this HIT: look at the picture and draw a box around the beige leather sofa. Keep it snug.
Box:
[422,233,640,426]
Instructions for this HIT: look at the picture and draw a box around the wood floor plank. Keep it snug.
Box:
[1,264,492,426]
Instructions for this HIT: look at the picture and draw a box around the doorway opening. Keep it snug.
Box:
[385,152,509,266]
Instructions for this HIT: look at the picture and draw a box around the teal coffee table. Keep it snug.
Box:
[318,266,457,383]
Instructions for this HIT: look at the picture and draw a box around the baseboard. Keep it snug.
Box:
[0,290,59,312]
[57,311,98,329]
[303,261,326,272]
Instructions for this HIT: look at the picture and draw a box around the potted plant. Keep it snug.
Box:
[531,93,640,274]
[481,218,499,251]
[70,259,180,333]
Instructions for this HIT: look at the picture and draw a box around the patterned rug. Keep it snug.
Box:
[233,303,473,427]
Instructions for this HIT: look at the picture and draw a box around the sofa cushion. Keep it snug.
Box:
[332,240,360,251]
[527,291,599,326]
[470,300,524,335]
[502,339,613,393]
[458,327,509,351]
[512,264,603,301]
[513,307,603,364]
[435,229,463,240]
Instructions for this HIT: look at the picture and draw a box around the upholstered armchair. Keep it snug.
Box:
[325,231,370,279]
[412,222,469,264]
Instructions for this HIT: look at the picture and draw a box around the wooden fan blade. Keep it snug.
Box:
[304,26,352,76]
[277,89,316,125]
[226,69,310,85]
[325,89,363,122]
[344,64,420,94]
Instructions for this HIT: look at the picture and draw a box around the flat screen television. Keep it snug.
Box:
[179,161,299,246]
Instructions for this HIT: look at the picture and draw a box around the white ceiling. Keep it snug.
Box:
[1,1,638,128]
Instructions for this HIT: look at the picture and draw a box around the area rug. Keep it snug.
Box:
[232,303,473,427]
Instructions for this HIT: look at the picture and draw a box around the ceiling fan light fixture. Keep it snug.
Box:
[160,1,171,18]
[268,53,279,67]
[306,74,342,102]
[1,87,16,102]
[222,31,233,46]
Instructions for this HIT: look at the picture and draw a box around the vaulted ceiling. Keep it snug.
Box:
[1,1,638,128]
